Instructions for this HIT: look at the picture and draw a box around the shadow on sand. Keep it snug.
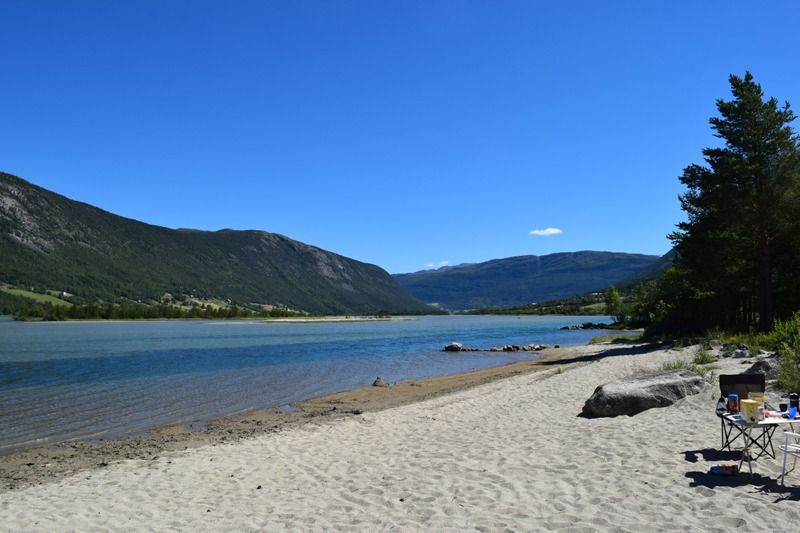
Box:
[683,447,800,502]
[538,342,669,367]
[685,470,800,501]
[683,447,741,463]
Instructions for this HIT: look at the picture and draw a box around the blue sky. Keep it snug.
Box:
[2,1,798,274]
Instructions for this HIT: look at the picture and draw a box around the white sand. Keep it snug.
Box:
[3,345,800,532]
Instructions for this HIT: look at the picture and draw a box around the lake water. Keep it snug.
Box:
[0,315,609,454]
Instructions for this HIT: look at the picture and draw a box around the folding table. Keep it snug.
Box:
[717,373,765,451]
[723,413,797,476]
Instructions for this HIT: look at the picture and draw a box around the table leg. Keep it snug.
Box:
[721,418,725,449]
[781,434,789,486]
[738,426,753,476]
[751,426,777,460]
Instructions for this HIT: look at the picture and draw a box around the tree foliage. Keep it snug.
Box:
[665,72,800,333]
[604,287,625,323]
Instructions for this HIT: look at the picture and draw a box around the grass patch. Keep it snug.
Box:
[579,302,606,313]
[589,333,643,345]
[0,286,72,306]
[659,358,718,384]
[692,346,717,365]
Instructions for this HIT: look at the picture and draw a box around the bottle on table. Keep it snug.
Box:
[727,394,739,414]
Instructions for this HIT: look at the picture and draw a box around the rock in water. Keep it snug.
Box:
[372,377,389,387]
[443,342,463,352]
[581,369,706,418]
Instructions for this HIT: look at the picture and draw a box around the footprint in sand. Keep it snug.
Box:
[693,486,715,497]
[717,516,748,528]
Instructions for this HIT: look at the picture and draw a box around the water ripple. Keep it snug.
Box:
[0,315,608,453]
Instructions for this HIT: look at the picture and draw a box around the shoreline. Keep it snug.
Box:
[7,340,793,531]
[257,316,413,323]
[0,343,613,492]
[1,315,415,324]
[0,314,609,324]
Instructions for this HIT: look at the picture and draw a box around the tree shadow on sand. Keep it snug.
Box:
[537,342,669,367]
[684,448,800,501]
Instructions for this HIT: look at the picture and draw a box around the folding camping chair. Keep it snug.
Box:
[718,373,766,452]
[779,431,800,486]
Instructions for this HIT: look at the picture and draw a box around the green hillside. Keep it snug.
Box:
[618,249,676,287]
[393,252,659,311]
[0,172,430,315]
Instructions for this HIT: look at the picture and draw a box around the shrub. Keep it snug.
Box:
[769,312,800,349]
[692,346,716,365]
[778,345,800,392]
[760,312,800,391]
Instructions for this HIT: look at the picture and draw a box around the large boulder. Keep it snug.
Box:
[745,354,780,381]
[582,369,706,418]
[443,342,463,352]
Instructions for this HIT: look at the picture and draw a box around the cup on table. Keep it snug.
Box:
[790,406,798,419]
[780,403,789,413]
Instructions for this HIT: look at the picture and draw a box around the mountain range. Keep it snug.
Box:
[393,252,661,311]
[0,173,430,314]
[0,173,670,316]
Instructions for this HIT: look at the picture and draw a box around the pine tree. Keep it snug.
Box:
[671,72,800,332]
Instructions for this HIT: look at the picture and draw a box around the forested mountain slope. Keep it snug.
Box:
[394,252,659,310]
[0,172,430,314]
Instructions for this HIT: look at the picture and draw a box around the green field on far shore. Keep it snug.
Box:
[0,286,72,306]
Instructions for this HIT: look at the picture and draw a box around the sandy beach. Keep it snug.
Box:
[3,342,800,531]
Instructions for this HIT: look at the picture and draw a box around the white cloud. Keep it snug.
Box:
[424,260,449,270]
[529,227,563,236]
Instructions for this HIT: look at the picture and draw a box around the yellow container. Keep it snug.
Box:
[749,392,765,407]
[740,399,760,424]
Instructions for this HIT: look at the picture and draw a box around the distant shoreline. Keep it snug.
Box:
[260,316,414,323]
[1,315,418,324]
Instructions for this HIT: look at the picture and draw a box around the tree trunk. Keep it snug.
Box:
[759,245,774,332]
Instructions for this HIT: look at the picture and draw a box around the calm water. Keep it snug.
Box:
[0,315,608,454]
